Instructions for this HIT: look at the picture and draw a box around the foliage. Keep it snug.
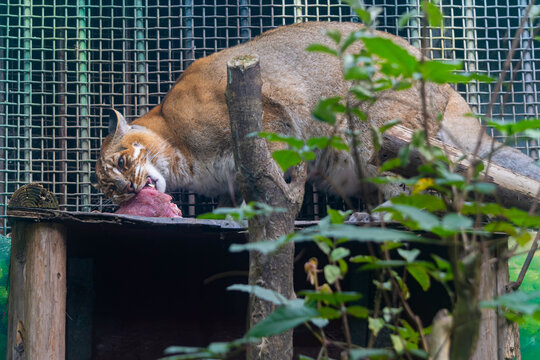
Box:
[167,1,540,359]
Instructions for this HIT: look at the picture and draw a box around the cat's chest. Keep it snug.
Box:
[168,152,236,196]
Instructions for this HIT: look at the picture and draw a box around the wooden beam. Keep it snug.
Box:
[7,221,67,360]
[372,125,539,210]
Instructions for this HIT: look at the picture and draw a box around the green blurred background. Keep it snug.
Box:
[509,237,540,360]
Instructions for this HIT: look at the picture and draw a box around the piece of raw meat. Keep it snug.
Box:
[115,186,182,218]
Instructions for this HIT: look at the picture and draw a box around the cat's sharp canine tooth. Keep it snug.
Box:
[148,183,155,188]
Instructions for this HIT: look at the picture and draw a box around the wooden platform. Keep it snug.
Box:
[6,209,350,360]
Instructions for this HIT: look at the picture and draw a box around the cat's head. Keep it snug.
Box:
[95,110,168,204]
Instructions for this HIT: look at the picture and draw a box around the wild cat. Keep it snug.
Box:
[95,21,539,207]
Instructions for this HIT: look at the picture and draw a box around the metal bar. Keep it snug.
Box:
[182,0,195,69]
[240,0,250,42]
[407,0,421,48]
[22,0,32,184]
[294,0,303,23]
[56,6,67,207]
[134,0,148,115]
[519,0,538,159]
[77,0,90,210]
[464,0,479,114]
[0,9,6,233]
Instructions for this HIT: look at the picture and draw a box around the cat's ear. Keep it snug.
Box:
[108,109,130,138]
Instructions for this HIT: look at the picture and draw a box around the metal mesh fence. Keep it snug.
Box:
[0,0,539,232]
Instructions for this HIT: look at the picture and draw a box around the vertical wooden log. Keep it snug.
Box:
[226,55,306,360]
[7,221,67,360]
[470,244,497,360]
[497,241,520,360]
[469,237,520,360]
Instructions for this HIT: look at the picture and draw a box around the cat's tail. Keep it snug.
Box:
[438,91,540,208]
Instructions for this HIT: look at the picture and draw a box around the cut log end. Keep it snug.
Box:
[227,55,260,71]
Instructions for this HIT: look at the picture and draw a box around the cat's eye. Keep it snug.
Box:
[118,156,125,171]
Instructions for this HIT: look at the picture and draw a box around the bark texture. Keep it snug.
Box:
[226,55,306,360]
[7,221,67,360]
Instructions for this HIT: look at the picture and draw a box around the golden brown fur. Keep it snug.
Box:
[96,22,539,205]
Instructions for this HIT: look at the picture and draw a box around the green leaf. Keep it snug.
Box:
[360,260,408,270]
[390,204,440,231]
[255,131,304,148]
[368,317,385,337]
[198,201,285,221]
[514,231,532,247]
[317,240,332,255]
[484,221,517,236]
[420,60,494,84]
[390,193,447,212]
[272,149,302,172]
[306,43,338,57]
[361,36,418,77]
[349,348,394,360]
[310,317,329,328]
[379,119,402,133]
[441,213,473,231]
[431,254,451,271]
[299,290,362,306]
[350,84,375,100]
[380,157,402,172]
[338,258,349,276]
[307,136,330,149]
[390,334,405,354]
[299,355,316,360]
[325,29,342,44]
[347,305,369,319]
[312,96,344,125]
[318,306,342,319]
[229,232,292,254]
[340,29,364,54]
[229,239,282,254]
[324,264,341,284]
[350,254,375,263]
[422,0,443,28]
[227,284,288,305]
[164,346,204,355]
[488,119,540,137]
[467,182,496,194]
[397,248,420,263]
[398,10,418,29]
[330,247,351,262]
[247,300,320,338]
[327,207,351,224]
[481,290,540,318]
[303,224,419,243]
[407,264,431,291]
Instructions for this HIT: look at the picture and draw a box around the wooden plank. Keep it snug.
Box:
[7,222,67,360]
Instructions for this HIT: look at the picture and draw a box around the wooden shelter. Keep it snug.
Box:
[5,206,516,360]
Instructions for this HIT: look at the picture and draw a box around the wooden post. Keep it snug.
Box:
[226,55,306,360]
[468,237,520,360]
[7,221,67,360]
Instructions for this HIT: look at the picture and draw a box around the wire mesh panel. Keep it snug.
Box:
[0,0,539,232]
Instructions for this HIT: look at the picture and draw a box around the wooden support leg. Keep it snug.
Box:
[471,238,520,360]
[7,222,67,360]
